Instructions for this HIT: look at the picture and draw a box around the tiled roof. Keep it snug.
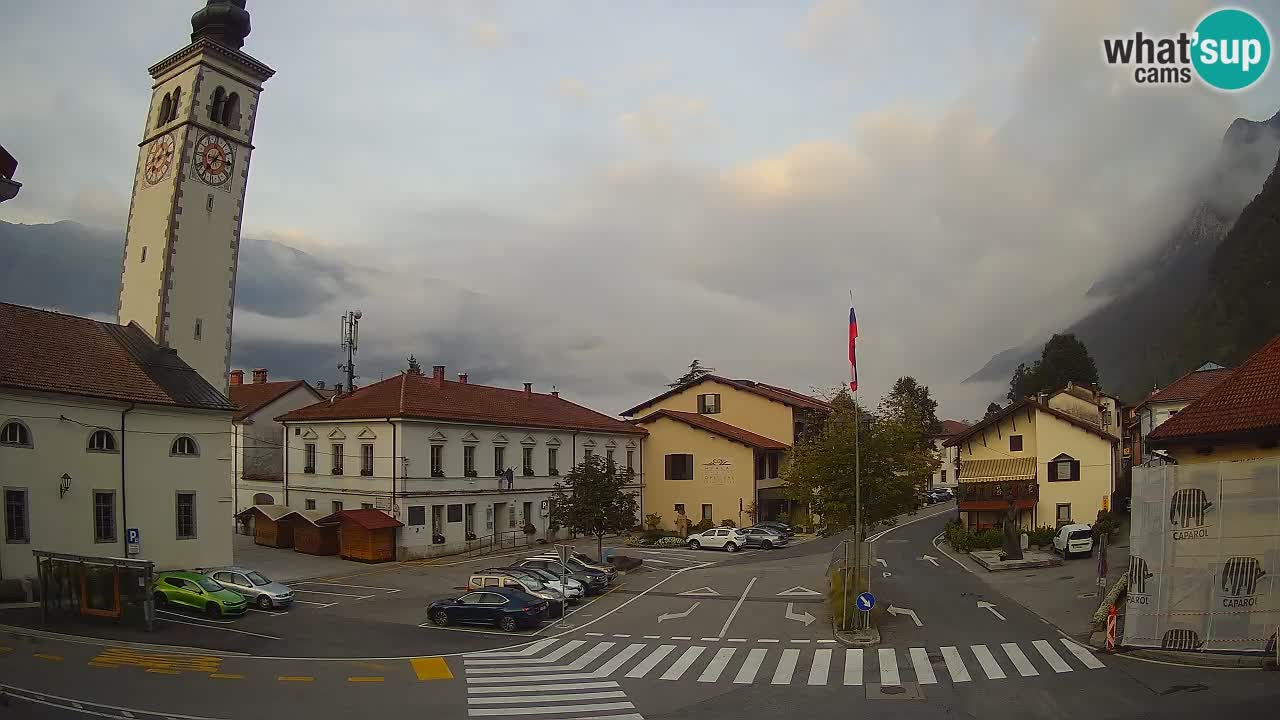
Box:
[944,398,1116,447]
[234,504,292,521]
[0,302,235,412]
[620,375,830,416]
[958,457,1036,482]
[230,379,316,422]
[934,419,972,436]
[1147,335,1280,444]
[280,509,334,527]
[278,371,645,435]
[318,508,403,530]
[1143,367,1236,405]
[632,409,789,450]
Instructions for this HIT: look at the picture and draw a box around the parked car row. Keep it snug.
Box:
[685,521,793,552]
[431,551,619,631]
[151,565,293,618]
[922,487,954,504]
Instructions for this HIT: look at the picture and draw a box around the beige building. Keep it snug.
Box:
[228,368,322,516]
[1,304,236,581]
[116,0,273,396]
[276,365,646,559]
[929,420,971,490]
[946,387,1119,530]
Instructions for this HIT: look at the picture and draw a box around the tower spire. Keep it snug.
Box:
[190,0,252,50]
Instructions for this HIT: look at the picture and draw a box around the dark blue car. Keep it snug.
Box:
[428,586,548,631]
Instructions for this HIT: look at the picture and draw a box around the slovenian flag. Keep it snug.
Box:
[848,306,858,392]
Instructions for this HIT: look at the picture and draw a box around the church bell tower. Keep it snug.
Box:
[117,0,274,395]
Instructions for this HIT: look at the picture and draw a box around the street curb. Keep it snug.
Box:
[0,623,249,657]
[1117,646,1267,669]
[833,625,880,647]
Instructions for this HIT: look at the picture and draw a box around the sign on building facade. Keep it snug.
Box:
[1125,458,1279,653]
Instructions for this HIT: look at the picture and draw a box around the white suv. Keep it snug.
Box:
[687,527,747,552]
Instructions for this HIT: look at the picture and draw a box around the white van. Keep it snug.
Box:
[1052,524,1094,559]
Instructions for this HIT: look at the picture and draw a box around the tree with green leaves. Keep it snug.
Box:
[549,455,640,559]
[1007,333,1100,401]
[984,402,1003,419]
[880,376,942,448]
[669,359,716,388]
[783,389,937,538]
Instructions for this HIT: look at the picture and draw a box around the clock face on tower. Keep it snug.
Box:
[143,133,176,186]
[194,133,235,189]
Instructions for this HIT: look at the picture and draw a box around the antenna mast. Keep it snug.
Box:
[339,310,362,392]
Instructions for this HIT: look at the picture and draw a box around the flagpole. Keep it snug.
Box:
[854,388,863,629]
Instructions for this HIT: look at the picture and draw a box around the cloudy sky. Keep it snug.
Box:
[3,0,1279,420]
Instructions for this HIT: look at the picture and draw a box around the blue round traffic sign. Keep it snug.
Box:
[855,591,875,611]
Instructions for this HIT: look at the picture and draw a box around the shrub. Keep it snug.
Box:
[692,519,715,534]
[522,523,537,535]
[1094,510,1121,538]
[721,519,736,528]
[655,535,686,546]
[1029,525,1056,547]
[624,536,654,547]
[644,513,663,531]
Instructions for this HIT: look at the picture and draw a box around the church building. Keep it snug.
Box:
[0,1,273,582]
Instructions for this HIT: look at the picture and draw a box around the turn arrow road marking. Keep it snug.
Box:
[886,605,923,627]
[921,555,939,567]
[658,602,701,623]
[977,601,1006,620]
[784,603,816,626]
[874,558,888,567]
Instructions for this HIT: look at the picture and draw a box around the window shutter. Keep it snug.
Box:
[665,454,673,480]
[1071,459,1081,481]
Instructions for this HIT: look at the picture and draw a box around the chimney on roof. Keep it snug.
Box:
[432,365,446,384]
[524,382,533,396]
[458,373,468,384]
[551,390,559,398]
[252,368,268,384]
[333,381,343,393]
[229,369,244,386]
[316,380,325,390]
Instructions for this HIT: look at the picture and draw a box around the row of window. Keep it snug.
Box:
[154,85,241,130]
[302,442,375,476]
[4,489,197,544]
[664,452,782,481]
[0,421,200,457]
[673,503,715,521]
[295,498,537,536]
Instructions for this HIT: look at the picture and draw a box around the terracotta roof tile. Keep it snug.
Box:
[318,508,403,530]
[633,409,788,449]
[0,302,234,411]
[944,398,1116,447]
[1144,367,1236,405]
[230,379,315,422]
[1147,335,1280,443]
[278,371,645,435]
[621,375,830,416]
[935,419,971,436]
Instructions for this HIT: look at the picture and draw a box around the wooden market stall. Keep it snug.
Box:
[284,510,340,556]
[319,509,403,563]
[235,504,295,548]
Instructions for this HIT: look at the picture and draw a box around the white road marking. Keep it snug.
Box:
[771,648,799,684]
[643,559,675,565]
[733,648,768,684]
[586,633,604,637]
[467,701,635,716]
[843,649,863,685]
[1032,640,1072,673]
[716,577,757,639]
[592,643,647,677]
[758,639,779,643]
[970,645,1007,679]
[157,616,281,640]
[643,635,660,639]
[625,645,675,678]
[697,648,737,682]
[807,648,832,685]
[289,599,334,607]
[1059,639,1105,669]
[699,637,720,641]
[1001,642,1039,676]
[468,691,628,705]
[157,610,233,625]
[678,587,720,597]
[465,641,585,666]
[465,642,613,674]
[789,639,811,644]
[612,634,631,638]
[468,638,559,658]
[776,586,821,596]
[295,581,401,592]
[817,639,837,644]
[909,647,937,684]
[878,648,900,685]
[671,636,691,641]
[728,638,746,643]
[865,506,956,542]
[940,646,971,682]
[467,681,619,694]
[289,589,373,598]
[467,672,598,684]
[660,646,706,680]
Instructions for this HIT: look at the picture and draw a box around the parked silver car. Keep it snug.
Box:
[202,566,293,609]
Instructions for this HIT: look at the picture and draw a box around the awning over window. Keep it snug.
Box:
[959,457,1036,482]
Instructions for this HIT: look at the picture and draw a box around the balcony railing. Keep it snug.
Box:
[957,481,1038,504]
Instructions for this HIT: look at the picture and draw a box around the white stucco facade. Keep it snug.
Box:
[231,382,321,516]
[1,390,233,581]
[931,437,959,489]
[279,418,644,559]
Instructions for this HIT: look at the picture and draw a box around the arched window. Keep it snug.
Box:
[167,87,182,123]
[158,93,172,128]
[252,493,275,505]
[0,420,32,448]
[209,87,226,123]
[221,92,240,128]
[87,429,117,453]
[171,435,199,457]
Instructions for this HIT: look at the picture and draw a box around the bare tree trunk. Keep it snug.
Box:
[597,533,604,562]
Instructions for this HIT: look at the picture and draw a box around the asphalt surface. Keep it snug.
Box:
[1,505,1277,720]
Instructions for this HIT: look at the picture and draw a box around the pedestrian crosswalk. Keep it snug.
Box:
[462,635,1106,714]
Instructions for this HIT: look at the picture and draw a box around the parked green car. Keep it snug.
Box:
[152,571,248,618]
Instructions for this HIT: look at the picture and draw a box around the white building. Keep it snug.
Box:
[277,365,647,559]
[1132,363,1233,463]
[1,304,236,580]
[229,368,322,516]
[929,420,970,489]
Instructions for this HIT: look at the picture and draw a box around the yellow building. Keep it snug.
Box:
[621,376,829,531]
[944,389,1118,531]
[1147,334,1280,464]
